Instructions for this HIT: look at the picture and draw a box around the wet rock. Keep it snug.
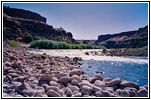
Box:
[106,78,122,87]
[47,89,61,97]
[136,89,148,97]
[71,75,81,82]
[82,74,89,80]
[39,74,52,82]
[120,81,139,89]
[94,80,106,87]
[81,85,92,95]
[69,69,83,76]
[58,76,71,85]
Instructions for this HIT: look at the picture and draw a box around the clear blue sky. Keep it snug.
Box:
[3,3,148,40]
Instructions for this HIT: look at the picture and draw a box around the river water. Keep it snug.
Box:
[80,57,148,86]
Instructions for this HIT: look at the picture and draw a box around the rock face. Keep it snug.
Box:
[95,25,148,48]
[4,6,46,23]
[3,6,77,43]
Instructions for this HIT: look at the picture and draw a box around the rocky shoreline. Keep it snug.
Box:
[3,45,148,97]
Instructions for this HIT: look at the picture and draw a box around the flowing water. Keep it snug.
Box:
[80,57,148,86]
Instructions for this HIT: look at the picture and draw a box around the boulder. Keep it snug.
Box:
[68,85,80,92]
[66,88,73,97]
[79,80,93,88]
[89,75,103,83]
[120,81,139,89]
[71,79,79,86]
[116,89,129,97]
[103,77,112,82]
[81,85,92,95]
[92,85,102,92]
[58,76,71,85]
[58,89,65,96]
[39,74,52,82]
[94,80,106,87]
[73,92,82,97]
[47,89,61,97]
[106,78,122,87]
[71,75,81,82]
[46,86,60,92]
[69,69,83,76]
[57,73,69,79]
[49,81,59,86]
[96,90,115,97]
[136,89,148,97]
[124,87,137,97]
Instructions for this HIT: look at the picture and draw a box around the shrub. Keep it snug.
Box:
[22,34,33,43]
[33,36,41,40]
[9,40,20,48]
[30,39,106,49]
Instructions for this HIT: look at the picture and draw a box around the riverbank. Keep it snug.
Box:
[3,45,148,97]
[28,49,148,64]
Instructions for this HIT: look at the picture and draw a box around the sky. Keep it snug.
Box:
[3,3,148,40]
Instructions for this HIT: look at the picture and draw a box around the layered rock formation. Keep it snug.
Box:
[3,6,77,43]
[95,26,148,48]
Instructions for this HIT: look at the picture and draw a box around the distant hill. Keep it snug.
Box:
[3,6,77,43]
[95,26,148,48]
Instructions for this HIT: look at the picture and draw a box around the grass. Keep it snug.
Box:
[30,40,106,49]
[9,40,20,48]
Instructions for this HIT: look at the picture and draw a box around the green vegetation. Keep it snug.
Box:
[9,40,20,48]
[22,34,33,43]
[30,40,106,49]
[33,36,41,41]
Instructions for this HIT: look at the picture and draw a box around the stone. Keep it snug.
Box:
[58,89,65,96]
[68,85,80,92]
[17,82,35,97]
[71,75,81,82]
[47,89,61,97]
[73,92,82,97]
[39,74,52,82]
[103,77,112,82]
[81,85,92,95]
[89,75,103,83]
[49,81,59,86]
[124,87,137,97]
[58,76,71,85]
[106,78,122,87]
[120,81,139,89]
[92,85,102,92]
[69,69,83,76]
[136,89,148,97]
[57,73,69,79]
[116,89,129,97]
[66,88,73,97]
[35,93,48,97]
[71,79,79,86]
[94,80,106,87]
[96,90,115,97]
[46,86,60,92]
[79,80,93,88]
